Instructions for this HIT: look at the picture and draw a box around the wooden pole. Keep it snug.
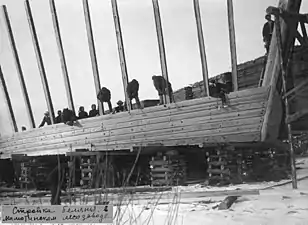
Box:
[274,16,297,189]
[110,0,131,112]
[0,65,18,132]
[25,0,55,124]
[82,0,104,115]
[193,0,210,97]
[152,0,171,104]
[1,5,36,128]
[226,0,238,91]
[49,0,75,114]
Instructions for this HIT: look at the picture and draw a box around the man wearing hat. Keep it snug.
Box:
[262,13,274,54]
[39,111,51,128]
[114,100,125,113]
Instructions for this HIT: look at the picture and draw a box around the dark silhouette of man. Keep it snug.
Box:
[78,106,88,119]
[127,79,141,109]
[89,104,99,117]
[97,87,113,113]
[39,111,51,128]
[262,13,274,54]
[55,110,62,124]
[152,75,173,105]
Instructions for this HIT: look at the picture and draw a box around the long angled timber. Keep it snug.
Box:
[1,5,35,128]
[193,0,210,97]
[25,0,55,124]
[82,0,104,115]
[152,0,171,104]
[111,0,131,112]
[49,0,75,114]
[227,0,238,91]
[0,65,18,132]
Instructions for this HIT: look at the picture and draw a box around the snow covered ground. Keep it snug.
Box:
[1,157,308,224]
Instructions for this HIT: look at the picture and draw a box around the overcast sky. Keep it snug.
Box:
[0,0,307,135]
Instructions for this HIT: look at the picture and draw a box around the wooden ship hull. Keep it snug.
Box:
[0,0,306,189]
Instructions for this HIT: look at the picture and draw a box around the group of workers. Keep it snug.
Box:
[37,13,273,129]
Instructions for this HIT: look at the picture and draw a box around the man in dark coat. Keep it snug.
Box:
[39,111,51,128]
[209,79,229,107]
[78,106,88,119]
[262,13,274,54]
[126,79,142,109]
[62,108,77,126]
[89,104,99,117]
[55,110,62,124]
[97,87,113,113]
[152,75,173,105]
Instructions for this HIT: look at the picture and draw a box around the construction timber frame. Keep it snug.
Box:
[0,0,307,183]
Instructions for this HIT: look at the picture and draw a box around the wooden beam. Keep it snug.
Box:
[283,79,308,99]
[49,0,75,114]
[0,65,18,132]
[110,0,131,112]
[300,21,308,41]
[286,108,308,123]
[261,0,302,142]
[274,15,297,189]
[193,0,210,97]
[152,0,171,104]
[1,5,36,128]
[25,0,55,124]
[82,0,104,115]
[226,0,238,91]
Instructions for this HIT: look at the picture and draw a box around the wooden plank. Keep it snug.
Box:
[227,0,238,91]
[25,0,55,124]
[286,108,308,123]
[111,0,131,111]
[193,0,210,97]
[5,121,261,154]
[0,65,18,132]
[49,0,75,113]
[82,0,104,115]
[3,114,263,152]
[1,5,36,128]
[152,0,171,104]
[1,106,265,151]
[0,100,266,148]
[0,86,269,141]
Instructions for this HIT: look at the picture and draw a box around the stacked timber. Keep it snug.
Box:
[149,150,187,186]
[240,147,290,182]
[80,156,95,189]
[206,146,242,185]
[19,161,32,189]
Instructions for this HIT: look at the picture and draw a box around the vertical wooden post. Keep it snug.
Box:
[193,0,210,97]
[274,16,297,189]
[25,0,55,124]
[49,0,75,114]
[152,0,170,104]
[1,5,36,128]
[0,65,18,132]
[82,0,104,115]
[111,0,131,112]
[226,0,238,91]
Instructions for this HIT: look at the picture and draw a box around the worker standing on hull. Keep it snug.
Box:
[152,75,174,105]
[97,87,113,113]
[127,79,142,109]
[262,13,274,54]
